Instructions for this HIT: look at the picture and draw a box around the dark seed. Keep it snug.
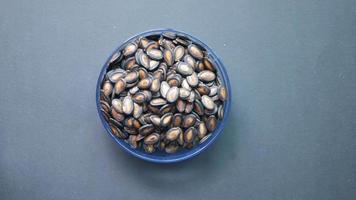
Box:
[139,124,155,136]
[123,42,137,56]
[102,81,113,96]
[144,133,160,145]
[176,99,186,113]
[160,113,173,127]
[218,86,227,101]
[188,44,203,60]
[184,127,197,143]
[183,114,197,128]
[147,49,163,60]
[165,144,178,153]
[163,49,174,66]
[150,98,167,106]
[197,121,207,139]
[172,113,183,127]
[202,57,216,72]
[124,71,139,83]
[166,127,182,141]
[206,116,217,132]
[137,78,152,90]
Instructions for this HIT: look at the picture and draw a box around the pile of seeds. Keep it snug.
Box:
[99,32,228,154]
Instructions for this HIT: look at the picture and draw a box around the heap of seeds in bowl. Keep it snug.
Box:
[100,32,228,154]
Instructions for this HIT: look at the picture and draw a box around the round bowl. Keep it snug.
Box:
[96,29,231,163]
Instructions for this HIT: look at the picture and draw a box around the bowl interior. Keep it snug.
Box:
[96,29,231,163]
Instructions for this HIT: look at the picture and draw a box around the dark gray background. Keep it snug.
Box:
[1,0,356,199]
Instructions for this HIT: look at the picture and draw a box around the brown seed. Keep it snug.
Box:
[150,78,160,92]
[163,49,174,66]
[139,37,149,48]
[141,90,152,102]
[132,118,141,129]
[124,71,139,83]
[196,84,210,95]
[138,68,148,79]
[188,44,203,60]
[160,104,173,115]
[176,99,186,113]
[107,68,126,83]
[139,124,155,136]
[139,52,150,69]
[160,113,173,127]
[123,42,137,56]
[193,100,205,116]
[110,124,128,139]
[183,114,197,128]
[114,79,126,95]
[101,108,110,121]
[100,100,110,114]
[111,99,123,113]
[109,117,123,130]
[206,116,217,132]
[144,133,160,145]
[218,104,224,120]
[137,78,152,90]
[185,102,193,113]
[166,127,182,141]
[184,127,197,143]
[124,127,138,135]
[184,55,196,69]
[197,121,207,139]
[218,86,227,101]
[202,57,216,72]
[123,57,136,70]
[172,113,183,127]
[128,135,138,148]
[111,108,125,122]
[147,104,160,114]
[102,81,113,96]
[133,92,146,104]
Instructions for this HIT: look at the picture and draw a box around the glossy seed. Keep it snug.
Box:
[139,124,155,136]
[183,114,197,128]
[179,88,191,99]
[150,98,167,106]
[160,81,170,98]
[196,84,210,95]
[184,55,196,68]
[111,98,123,113]
[197,121,207,139]
[202,57,216,71]
[185,102,193,113]
[160,113,173,127]
[114,79,126,95]
[163,49,174,66]
[176,99,186,113]
[147,49,163,60]
[186,72,198,87]
[193,100,205,116]
[123,42,137,56]
[218,86,227,101]
[102,81,113,96]
[187,91,196,103]
[166,86,179,103]
[218,104,224,120]
[177,62,193,76]
[149,60,160,71]
[172,113,183,127]
[137,78,152,90]
[139,52,150,69]
[184,127,197,143]
[124,71,139,83]
[138,67,148,79]
[163,32,176,40]
[181,79,192,90]
[150,78,160,92]
[133,92,146,104]
[139,37,150,48]
[110,125,128,139]
[160,104,173,115]
[188,44,203,60]
[166,127,182,141]
[209,85,218,96]
[149,115,161,126]
[144,133,160,145]
[174,45,185,61]
[107,68,126,83]
[122,96,134,115]
[198,70,216,82]
[201,95,215,110]
[128,135,138,148]
[133,103,143,119]
[141,90,152,102]
[206,116,217,132]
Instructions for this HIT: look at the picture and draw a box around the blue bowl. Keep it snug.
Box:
[96,29,231,163]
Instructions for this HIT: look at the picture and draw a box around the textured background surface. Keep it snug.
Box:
[1,1,356,199]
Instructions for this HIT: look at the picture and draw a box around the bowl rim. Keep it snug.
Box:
[96,28,232,163]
